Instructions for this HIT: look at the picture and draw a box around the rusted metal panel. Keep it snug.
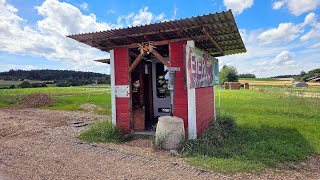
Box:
[67,10,246,57]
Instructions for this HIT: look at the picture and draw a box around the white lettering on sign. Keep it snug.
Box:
[115,85,130,98]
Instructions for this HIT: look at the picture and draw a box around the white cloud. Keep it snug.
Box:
[80,2,88,11]
[300,13,320,42]
[272,0,320,16]
[223,0,254,14]
[107,10,115,14]
[117,6,165,27]
[155,13,165,21]
[0,0,110,73]
[273,1,285,9]
[271,50,293,64]
[302,12,317,26]
[0,1,170,73]
[219,19,320,77]
[257,23,303,44]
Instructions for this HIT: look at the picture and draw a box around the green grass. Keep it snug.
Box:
[186,88,320,173]
[79,120,129,143]
[0,87,111,114]
[256,85,320,93]
[239,78,289,81]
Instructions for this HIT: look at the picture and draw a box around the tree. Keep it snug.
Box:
[219,65,239,85]
[18,81,31,88]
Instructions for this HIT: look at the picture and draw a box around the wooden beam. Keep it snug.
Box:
[156,32,168,40]
[99,35,208,51]
[202,27,224,54]
[128,51,146,73]
[149,48,170,67]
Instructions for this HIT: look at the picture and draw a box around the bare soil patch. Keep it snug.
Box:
[20,93,53,108]
[0,107,319,179]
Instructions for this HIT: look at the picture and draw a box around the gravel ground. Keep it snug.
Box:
[0,107,319,180]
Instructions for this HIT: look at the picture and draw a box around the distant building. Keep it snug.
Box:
[292,82,308,87]
[306,76,319,82]
[310,77,320,82]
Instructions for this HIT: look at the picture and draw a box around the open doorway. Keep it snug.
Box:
[129,44,170,131]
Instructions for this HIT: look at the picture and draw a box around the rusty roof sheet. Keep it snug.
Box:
[67,9,246,57]
[94,59,110,64]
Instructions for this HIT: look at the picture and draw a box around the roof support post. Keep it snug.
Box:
[187,40,197,140]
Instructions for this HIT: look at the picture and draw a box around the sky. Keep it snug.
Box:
[0,0,320,77]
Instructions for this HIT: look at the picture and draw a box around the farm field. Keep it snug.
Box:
[0,85,320,175]
[188,86,320,173]
[0,87,111,114]
[239,78,320,87]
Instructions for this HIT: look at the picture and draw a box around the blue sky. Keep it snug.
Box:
[0,0,320,77]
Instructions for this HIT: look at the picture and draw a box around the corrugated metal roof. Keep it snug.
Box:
[94,59,110,64]
[67,9,246,57]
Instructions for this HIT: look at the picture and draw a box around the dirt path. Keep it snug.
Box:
[0,107,319,180]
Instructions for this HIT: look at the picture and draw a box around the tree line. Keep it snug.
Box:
[0,69,110,87]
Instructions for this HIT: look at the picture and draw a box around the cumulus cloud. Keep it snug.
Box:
[0,0,168,73]
[107,10,115,14]
[300,13,320,42]
[257,13,320,45]
[219,23,319,77]
[257,23,303,44]
[272,0,320,16]
[80,2,88,10]
[117,7,165,27]
[0,0,113,72]
[273,1,285,9]
[271,50,293,64]
[223,0,254,14]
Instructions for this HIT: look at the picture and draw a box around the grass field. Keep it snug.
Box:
[239,78,320,87]
[0,80,53,88]
[0,87,111,114]
[239,78,290,81]
[0,83,320,173]
[187,87,320,173]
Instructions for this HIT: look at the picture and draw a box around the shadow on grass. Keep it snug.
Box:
[186,125,313,173]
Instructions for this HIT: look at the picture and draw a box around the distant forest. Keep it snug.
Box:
[0,69,110,87]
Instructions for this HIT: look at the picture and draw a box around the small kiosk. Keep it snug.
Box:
[68,10,246,139]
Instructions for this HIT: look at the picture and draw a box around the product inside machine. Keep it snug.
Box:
[130,44,174,131]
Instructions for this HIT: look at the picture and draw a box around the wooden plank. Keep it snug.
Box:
[150,48,170,67]
[128,51,146,73]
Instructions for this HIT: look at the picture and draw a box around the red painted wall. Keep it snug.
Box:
[114,48,130,132]
[169,41,189,129]
[195,87,214,136]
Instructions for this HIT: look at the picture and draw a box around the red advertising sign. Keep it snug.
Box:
[185,45,218,89]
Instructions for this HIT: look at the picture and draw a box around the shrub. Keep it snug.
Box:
[18,81,31,88]
[79,120,130,143]
[181,113,236,157]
